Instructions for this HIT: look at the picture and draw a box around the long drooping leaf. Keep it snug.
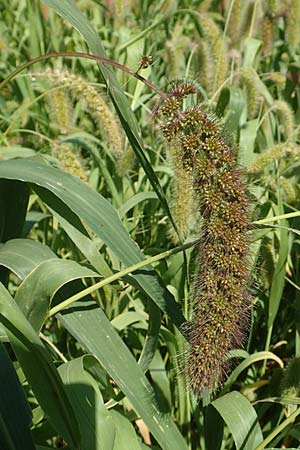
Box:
[0,343,35,450]
[36,447,56,450]
[0,239,57,342]
[0,238,56,280]
[58,355,116,450]
[149,351,172,412]
[204,405,224,450]
[15,258,99,331]
[0,159,186,329]
[0,283,80,449]
[0,236,161,374]
[59,300,189,450]
[0,413,16,450]
[268,224,289,329]
[242,38,262,68]
[216,87,245,134]
[221,351,284,394]
[0,180,29,285]
[138,299,161,373]
[51,209,113,278]
[0,180,29,243]
[210,391,263,450]
[109,410,142,450]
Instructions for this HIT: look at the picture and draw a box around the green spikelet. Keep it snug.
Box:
[165,40,178,81]
[45,70,124,156]
[165,23,190,80]
[199,0,213,13]
[261,101,272,137]
[264,72,286,88]
[279,176,297,204]
[115,147,136,176]
[239,67,261,119]
[197,39,213,95]
[281,358,300,394]
[227,0,241,49]
[155,81,251,394]
[280,358,300,416]
[260,236,275,289]
[168,146,194,243]
[47,88,74,135]
[259,174,297,205]
[286,0,300,50]
[247,143,300,174]
[262,15,273,57]
[273,100,295,140]
[52,142,88,181]
[267,0,278,16]
[114,0,124,30]
[198,14,228,95]
[0,32,8,60]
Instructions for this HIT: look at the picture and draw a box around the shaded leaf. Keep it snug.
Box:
[0,159,186,329]
[0,239,56,280]
[58,355,116,450]
[211,391,263,450]
[0,342,35,450]
[59,300,189,450]
[15,258,99,331]
[0,283,80,448]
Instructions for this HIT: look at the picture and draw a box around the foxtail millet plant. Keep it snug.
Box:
[280,358,300,416]
[198,0,213,13]
[164,23,191,81]
[267,0,278,16]
[262,14,273,57]
[47,88,74,135]
[239,67,261,119]
[247,143,300,175]
[44,69,124,155]
[155,81,251,394]
[51,142,88,182]
[227,0,241,49]
[167,144,194,244]
[273,100,295,140]
[286,0,300,50]
[259,236,275,289]
[197,14,228,96]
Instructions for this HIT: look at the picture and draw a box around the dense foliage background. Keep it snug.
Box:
[0,0,300,449]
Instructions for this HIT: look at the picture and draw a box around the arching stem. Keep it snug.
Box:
[0,51,166,99]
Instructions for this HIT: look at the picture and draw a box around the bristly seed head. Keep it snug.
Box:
[155,82,252,396]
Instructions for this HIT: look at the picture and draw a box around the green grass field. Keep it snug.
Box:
[1,1,300,449]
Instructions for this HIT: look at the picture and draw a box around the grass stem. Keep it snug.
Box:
[49,239,198,317]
